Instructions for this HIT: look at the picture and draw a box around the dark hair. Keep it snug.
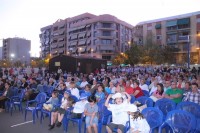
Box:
[157,83,164,95]
[88,95,97,103]
[130,111,144,120]
[192,82,198,87]
[134,80,140,86]
[52,91,58,97]
[85,84,91,89]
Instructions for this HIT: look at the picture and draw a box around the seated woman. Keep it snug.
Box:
[0,82,14,112]
[150,83,164,102]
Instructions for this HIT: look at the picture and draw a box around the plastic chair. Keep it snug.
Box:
[136,96,154,107]
[37,85,44,92]
[63,107,84,133]
[130,95,136,104]
[141,107,163,133]
[154,98,176,119]
[158,110,196,133]
[5,88,19,112]
[9,89,26,116]
[176,101,200,133]
[142,90,150,97]
[25,92,47,124]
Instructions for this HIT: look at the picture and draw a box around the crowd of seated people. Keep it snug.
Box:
[0,66,199,132]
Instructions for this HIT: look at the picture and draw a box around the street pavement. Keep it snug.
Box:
[0,108,106,133]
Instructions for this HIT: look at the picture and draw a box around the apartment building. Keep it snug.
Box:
[2,37,31,65]
[134,11,200,64]
[39,13,133,60]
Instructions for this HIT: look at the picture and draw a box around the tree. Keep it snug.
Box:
[112,53,128,65]
[139,34,163,64]
[126,44,142,65]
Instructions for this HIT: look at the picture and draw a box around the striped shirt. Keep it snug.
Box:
[183,91,200,105]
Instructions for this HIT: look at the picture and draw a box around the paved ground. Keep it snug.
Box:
[0,108,106,133]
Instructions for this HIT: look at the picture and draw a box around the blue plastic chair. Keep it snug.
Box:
[9,89,26,116]
[136,96,154,107]
[40,94,63,124]
[25,92,47,124]
[176,101,200,133]
[5,88,19,112]
[141,107,163,133]
[154,98,176,119]
[158,110,196,133]
[130,95,136,104]
[142,90,150,97]
[63,107,84,133]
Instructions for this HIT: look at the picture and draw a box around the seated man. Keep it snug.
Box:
[164,81,183,104]
[183,82,200,105]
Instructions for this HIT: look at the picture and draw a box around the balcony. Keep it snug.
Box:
[178,35,189,43]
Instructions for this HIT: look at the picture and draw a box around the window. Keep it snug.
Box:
[167,34,177,43]
[93,39,98,45]
[102,31,111,36]
[93,31,97,37]
[102,55,111,60]
[102,23,111,28]
[101,39,111,44]
[53,26,58,31]
[94,23,97,29]
[156,35,162,40]
[147,26,152,30]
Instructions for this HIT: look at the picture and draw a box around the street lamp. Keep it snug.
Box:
[79,47,82,56]
[91,48,93,57]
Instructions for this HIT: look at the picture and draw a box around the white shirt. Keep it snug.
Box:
[108,101,129,126]
[79,81,88,88]
[129,118,150,133]
[60,97,68,109]
[150,86,157,95]
[139,84,149,92]
[73,100,88,113]
[70,88,80,99]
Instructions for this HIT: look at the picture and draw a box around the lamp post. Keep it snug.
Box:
[187,35,190,69]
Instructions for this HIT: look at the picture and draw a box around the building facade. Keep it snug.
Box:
[2,37,31,65]
[134,11,200,64]
[40,13,133,61]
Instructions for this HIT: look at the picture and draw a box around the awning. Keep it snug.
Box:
[177,18,190,25]
[58,43,64,48]
[70,34,78,39]
[166,20,177,27]
[70,41,77,46]
[58,38,64,42]
[78,40,86,45]
[78,33,86,38]
[87,40,91,44]
[155,24,161,29]
[51,44,57,49]
[86,25,91,28]
[87,32,91,37]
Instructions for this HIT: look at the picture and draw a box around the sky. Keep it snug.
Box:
[0,0,200,57]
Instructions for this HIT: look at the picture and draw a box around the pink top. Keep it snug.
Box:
[152,90,164,99]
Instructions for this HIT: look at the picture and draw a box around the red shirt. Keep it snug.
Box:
[125,86,134,94]
[133,86,144,98]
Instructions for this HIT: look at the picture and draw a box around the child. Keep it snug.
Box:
[128,104,150,133]
[84,84,92,97]
[71,93,88,119]
[49,91,74,130]
[105,92,131,133]
[95,84,105,102]
[43,91,59,111]
[84,95,98,133]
